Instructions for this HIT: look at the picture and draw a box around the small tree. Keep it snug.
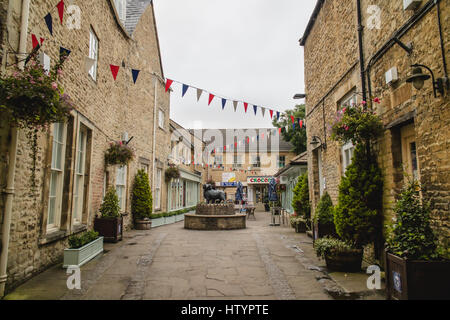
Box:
[99,187,121,218]
[314,192,334,226]
[334,144,383,248]
[386,180,440,260]
[132,169,153,220]
[292,173,310,219]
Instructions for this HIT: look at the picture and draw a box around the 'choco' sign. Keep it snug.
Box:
[247,177,275,184]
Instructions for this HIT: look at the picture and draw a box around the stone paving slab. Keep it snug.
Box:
[3,209,386,300]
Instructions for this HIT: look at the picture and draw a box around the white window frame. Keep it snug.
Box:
[251,155,261,168]
[340,92,357,174]
[155,168,162,210]
[278,155,286,168]
[73,125,88,225]
[89,28,99,81]
[318,150,325,197]
[158,109,165,129]
[47,122,67,232]
[116,165,127,212]
[214,155,223,165]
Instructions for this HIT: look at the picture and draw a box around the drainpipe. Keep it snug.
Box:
[0,0,30,297]
[356,0,367,102]
[152,76,157,211]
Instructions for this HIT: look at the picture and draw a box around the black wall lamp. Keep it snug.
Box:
[406,64,447,98]
[293,94,307,99]
[311,135,326,150]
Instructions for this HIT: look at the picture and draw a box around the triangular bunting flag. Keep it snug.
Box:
[253,105,258,115]
[291,115,295,124]
[276,112,280,121]
[59,47,71,62]
[221,98,227,110]
[110,64,120,80]
[270,110,274,119]
[40,37,45,45]
[208,94,215,106]
[44,13,53,35]
[261,107,266,117]
[197,88,203,101]
[182,84,189,97]
[84,57,95,73]
[233,101,238,112]
[31,34,39,49]
[132,69,140,84]
[300,119,303,128]
[244,103,248,113]
[278,128,282,134]
[165,79,173,92]
[57,0,64,24]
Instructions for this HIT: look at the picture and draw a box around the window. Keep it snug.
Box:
[342,141,355,173]
[233,155,243,168]
[89,28,99,80]
[155,168,162,210]
[214,155,223,165]
[114,0,127,23]
[251,155,261,168]
[277,155,286,168]
[73,125,88,224]
[116,165,127,212]
[47,122,67,231]
[159,109,165,129]
[318,150,325,197]
[401,124,420,181]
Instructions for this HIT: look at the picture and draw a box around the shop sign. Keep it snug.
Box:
[247,177,275,184]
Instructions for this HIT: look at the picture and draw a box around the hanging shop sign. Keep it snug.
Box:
[247,177,275,184]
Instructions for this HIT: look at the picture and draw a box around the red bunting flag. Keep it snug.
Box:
[110,65,120,80]
[278,128,282,134]
[244,103,248,113]
[208,94,215,106]
[57,0,64,24]
[40,37,45,45]
[31,34,39,49]
[300,120,303,128]
[165,79,173,92]
[269,110,274,119]
[235,142,237,148]
[291,115,295,124]
[262,133,264,139]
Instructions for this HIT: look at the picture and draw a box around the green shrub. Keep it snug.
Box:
[131,169,153,220]
[68,230,99,249]
[314,237,355,259]
[290,216,306,228]
[291,173,311,219]
[334,144,383,248]
[314,192,334,225]
[386,180,442,260]
[99,187,121,218]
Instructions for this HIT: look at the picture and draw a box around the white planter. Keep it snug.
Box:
[151,217,165,228]
[63,237,104,268]
[165,215,176,224]
[175,214,185,222]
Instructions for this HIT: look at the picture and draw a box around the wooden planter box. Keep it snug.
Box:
[63,237,104,268]
[134,219,152,230]
[385,251,450,300]
[325,249,363,273]
[295,221,307,233]
[151,217,165,228]
[94,216,123,243]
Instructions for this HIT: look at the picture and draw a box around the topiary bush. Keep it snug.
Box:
[314,192,334,225]
[99,187,121,218]
[386,180,444,260]
[131,169,153,220]
[334,144,383,248]
[291,173,311,220]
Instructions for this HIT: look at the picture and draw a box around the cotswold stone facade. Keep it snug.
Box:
[0,0,170,294]
[301,0,449,263]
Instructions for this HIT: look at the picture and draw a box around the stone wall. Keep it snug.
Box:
[303,0,450,263]
[0,0,170,292]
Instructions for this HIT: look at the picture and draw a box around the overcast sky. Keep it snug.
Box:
[153,0,316,129]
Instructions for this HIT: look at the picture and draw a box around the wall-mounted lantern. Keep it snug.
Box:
[406,64,446,98]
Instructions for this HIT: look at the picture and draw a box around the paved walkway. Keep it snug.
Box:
[4,210,384,300]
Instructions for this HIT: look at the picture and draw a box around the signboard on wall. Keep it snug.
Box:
[222,173,236,183]
[247,177,275,184]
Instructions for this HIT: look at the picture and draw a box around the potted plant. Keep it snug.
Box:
[131,169,153,230]
[165,166,180,182]
[290,215,308,233]
[314,237,363,272]
[385,180,450,300]
[94,187,123,243]
[291,173,311,232]
[104,141,134,166]
[313,192,337,239]
[63,231,103,268]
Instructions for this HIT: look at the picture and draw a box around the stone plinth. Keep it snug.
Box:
[184,214,247,231]
[195,203,235,216]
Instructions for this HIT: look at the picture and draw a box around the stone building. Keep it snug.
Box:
[202,128,296,205]
[300,0,449,263]
[0,0,170,295]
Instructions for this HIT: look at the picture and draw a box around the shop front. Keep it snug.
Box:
[168,168,201,212]
[247,176,276,204]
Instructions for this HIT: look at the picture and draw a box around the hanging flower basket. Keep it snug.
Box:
[0,55,73,190]
[165,166,180,182]
[104,141,134,166]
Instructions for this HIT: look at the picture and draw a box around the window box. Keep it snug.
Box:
[164,215,176,224]
[150,217,165,228]
[175,213,185,222]
[94,216,123,243]
[63,236,103,268]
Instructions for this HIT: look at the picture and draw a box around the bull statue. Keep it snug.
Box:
[203,184,226,204]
